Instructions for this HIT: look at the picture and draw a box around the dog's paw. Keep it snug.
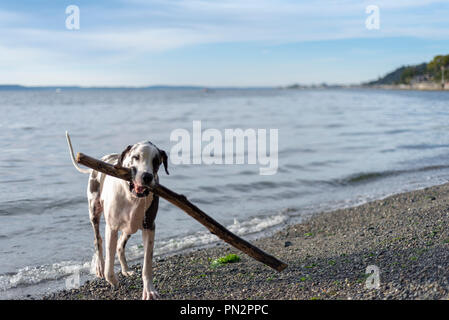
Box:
[95,266,104,279]
[142,287,160,300]
[91,255,105,278]
[121,270,135,277]
[96,263,105,278]
[105,272,119,288]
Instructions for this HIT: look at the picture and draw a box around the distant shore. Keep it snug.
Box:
[366,83,449,91]
[43,182,449,300]
[284,84,449,91]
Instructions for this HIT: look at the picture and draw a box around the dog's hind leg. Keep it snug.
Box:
[88,171,105,278]
[89,197,105,278]
[117,232,134,277]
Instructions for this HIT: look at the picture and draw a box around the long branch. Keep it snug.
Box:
[76,152,288,272]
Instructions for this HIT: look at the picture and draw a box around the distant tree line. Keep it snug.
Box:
[367,54,449,85]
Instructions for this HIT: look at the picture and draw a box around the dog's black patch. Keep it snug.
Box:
[143,194,159,229]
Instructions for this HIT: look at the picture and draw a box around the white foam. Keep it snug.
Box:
[0,260,92,292]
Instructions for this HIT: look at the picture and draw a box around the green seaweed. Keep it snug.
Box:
[304,232,314,237]
[210,253,241,268]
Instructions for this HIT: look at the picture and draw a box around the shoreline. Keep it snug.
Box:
[43,182,449,300]
[362,84,449,91]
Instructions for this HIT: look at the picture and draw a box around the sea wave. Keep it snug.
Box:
[329,165,449,187]
[0,260,92,292]
[0,196,85,216]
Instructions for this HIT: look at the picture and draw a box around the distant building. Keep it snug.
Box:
[410,74,433,85]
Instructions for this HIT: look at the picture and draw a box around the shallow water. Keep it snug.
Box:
[1,88,449,298]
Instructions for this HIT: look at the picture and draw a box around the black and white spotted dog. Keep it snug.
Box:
[66,132,169,300]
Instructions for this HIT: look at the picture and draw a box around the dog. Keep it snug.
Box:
[66,132,169,300]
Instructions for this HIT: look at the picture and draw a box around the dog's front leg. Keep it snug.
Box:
[142,225,159,300]
[105,224,119,287]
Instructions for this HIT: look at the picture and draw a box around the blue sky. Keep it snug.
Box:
[0,0,448,87]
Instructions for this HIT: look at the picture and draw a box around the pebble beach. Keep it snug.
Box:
[43,182,449,300]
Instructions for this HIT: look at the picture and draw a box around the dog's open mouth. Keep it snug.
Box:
[129,182,150,197]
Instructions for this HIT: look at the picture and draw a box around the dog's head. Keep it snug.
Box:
[118,141,169,198]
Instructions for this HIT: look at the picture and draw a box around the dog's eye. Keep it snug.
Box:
[132,155,140,161]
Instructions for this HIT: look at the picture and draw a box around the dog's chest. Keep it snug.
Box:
[122,194,154,234]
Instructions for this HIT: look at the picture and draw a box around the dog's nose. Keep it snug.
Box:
[142,172,153,185]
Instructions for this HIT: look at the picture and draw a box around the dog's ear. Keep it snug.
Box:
[118,145,133,167]
[158,149,169,175]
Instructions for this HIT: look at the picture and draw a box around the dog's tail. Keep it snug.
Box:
[65,131,91,174]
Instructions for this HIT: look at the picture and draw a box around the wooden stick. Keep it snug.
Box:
[76,152,288,272]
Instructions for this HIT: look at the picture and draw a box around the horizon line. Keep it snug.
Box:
[0,83,360,90]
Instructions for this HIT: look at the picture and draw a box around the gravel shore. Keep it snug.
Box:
[44,183,449,300]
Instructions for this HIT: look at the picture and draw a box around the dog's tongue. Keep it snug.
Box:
[135,185,146,194]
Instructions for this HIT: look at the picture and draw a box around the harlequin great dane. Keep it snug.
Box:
[66,132,169,300]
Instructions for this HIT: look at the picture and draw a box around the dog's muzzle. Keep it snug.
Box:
[129,182,150,198]
[129,170,153,198]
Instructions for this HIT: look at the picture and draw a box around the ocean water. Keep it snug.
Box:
[1,88,449,298]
